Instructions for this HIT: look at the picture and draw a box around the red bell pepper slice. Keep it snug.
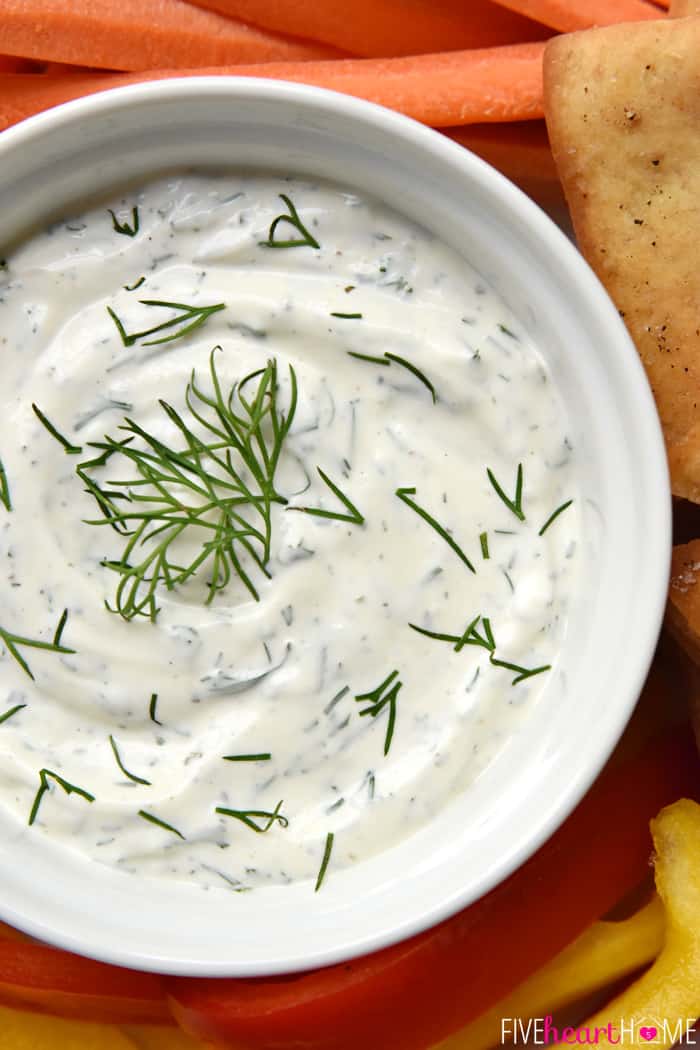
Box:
[168,727,699,1050]
[0,940,173,1024]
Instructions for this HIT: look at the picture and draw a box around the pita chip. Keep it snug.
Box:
[544,17,700,501]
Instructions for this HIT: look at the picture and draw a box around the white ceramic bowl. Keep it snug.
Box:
[0,78,670,976]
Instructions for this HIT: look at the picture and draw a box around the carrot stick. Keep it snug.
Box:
[181,0,549,57]
[0,46,546,134]
[0,55,38,72]
[487,0,662,31]
[0,0,342,73]
[443,121,557,183]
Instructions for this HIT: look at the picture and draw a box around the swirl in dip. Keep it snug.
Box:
[0,173,579,892]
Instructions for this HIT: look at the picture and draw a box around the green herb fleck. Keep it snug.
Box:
[0,610,74,681]
[107,299,226,348]
[288,467,364,525]
[124,276,146,292]
[489,651,551,685]
[109,206,139,237]
[330,312,363,319]
[315,831,334,892]
[384,353,437,403]
[109,735,151,785]
[222,753,272,763]
[32,404,82,455]
[348,350,436,402]
[29,769,94,826]
[0,703,26,725]
[347,351,389,366]
[411,613,550,686]
[0,456,11,511]
[215,800,288,832]
[355,670,402,756]
[138,810,185,839]
[538,499,573,537]
[479,531,489,559]
[487,464,525,521]
[260,194,320,250]
[396,487,475,573]
[149,692,162,726]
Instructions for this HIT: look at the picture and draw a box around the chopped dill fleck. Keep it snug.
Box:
[109,206,139,237]
[138,810,185,839]
[315,831,334,892]
[259,194,320,249]
[539,499,573,536]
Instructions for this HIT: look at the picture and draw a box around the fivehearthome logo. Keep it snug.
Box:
[500,1015,698,1045]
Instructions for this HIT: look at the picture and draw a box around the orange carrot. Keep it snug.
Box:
[40,62,121,75]
[0,46,546,134]
[181,0,549,57]
[0,55,38,72]
[488,0,662,31]
[443,121,557,183]
[0,0,342,73]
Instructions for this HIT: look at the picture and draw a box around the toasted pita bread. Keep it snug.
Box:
[668,539,700,749]
[544,18,700,501]
[670,1,699,15]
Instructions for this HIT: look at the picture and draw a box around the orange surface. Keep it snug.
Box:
[0,44,546,133]
[0,0,340,72]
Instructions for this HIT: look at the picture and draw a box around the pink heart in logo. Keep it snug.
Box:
[639,1027,657,1042]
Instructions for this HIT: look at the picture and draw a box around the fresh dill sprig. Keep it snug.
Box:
[347,350,436,402]
[138,809,185,839]
[109,735,152,785]
[347,351,389,366]
[538,499,573,536]
[479,531,490,559]
[107,299,226,348]
[396,487,475,573]
[454,615,495,653]
[315,831,334,892]
[149,692,162,726]
[29,769,95,826]
[0,703,26,725]
[215,800,288,832]
[410,614,550,685]
[287,467,364,525]
[81,350,297,622]
[109,206,139,237]
[32,404,82,455]
[0,456,10,511]
[0,609,74,681]
[409,614,495,653]
[487,464,525,521]
[409,623,461,645]
[384,353,437,403]
[489,652,551,685]
[355,670,402,756]
[259,194,320,249]
[76,440,133,535]
[222,753,272,762]
[124,276,146,292]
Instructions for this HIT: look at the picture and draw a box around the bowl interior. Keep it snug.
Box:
[0,78,670,975]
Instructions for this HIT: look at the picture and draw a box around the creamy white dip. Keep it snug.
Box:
[0,173,579,892]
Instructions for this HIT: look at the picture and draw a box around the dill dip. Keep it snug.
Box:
[0,173,580,893]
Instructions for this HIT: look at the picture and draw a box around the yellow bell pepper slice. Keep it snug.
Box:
[0,1002,139,1050]
[122,1024,209,1048]
[564,798,700,1050]
[436,895,664,1050]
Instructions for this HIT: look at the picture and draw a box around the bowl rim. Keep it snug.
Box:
[0,75,671,976]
